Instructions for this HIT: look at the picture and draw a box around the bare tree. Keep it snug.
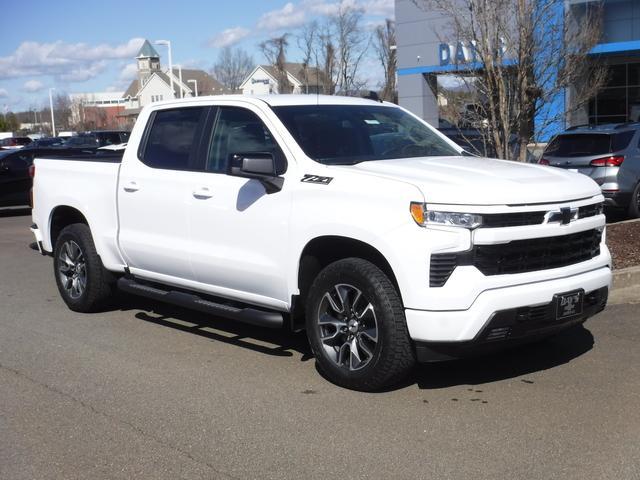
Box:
[330,3,369,94]
[212,46,255,93]
[414,0,605,161]
[374,19,397,102]
[53,92,72,131]
[298,21,318,93]
[259,35,293,94]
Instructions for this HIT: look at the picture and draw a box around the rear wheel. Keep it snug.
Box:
[53,223,115,312]
[305,258,415,391]
[628,183,640,219]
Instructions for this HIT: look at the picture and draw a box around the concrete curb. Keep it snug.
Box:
[612,265,640,291]
[607,218,640,226]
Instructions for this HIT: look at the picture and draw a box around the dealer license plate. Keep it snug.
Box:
[554,290,584,320]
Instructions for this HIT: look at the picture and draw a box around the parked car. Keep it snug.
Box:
[540,123,640,217]
[438,119,494,156]
[0,136,33,150]
[0,148,34,207]
[30,95,611,391]
[29,137,67,148]
[63,131,130,149]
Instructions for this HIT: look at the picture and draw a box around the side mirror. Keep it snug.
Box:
[228,152,283,194]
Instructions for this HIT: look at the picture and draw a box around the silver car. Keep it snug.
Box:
[541,124,640,218]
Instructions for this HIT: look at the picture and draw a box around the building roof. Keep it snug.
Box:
[169,68,227,96]
[123,68,227,99]
[243,63,328,90]
[123,79,140,99]
[267,63,326,86]
[137,40,160,59]
[70,91,125,102]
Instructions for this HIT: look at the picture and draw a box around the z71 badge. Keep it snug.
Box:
[301,174,333,185]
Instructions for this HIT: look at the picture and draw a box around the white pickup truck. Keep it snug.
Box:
[31,95,611,390]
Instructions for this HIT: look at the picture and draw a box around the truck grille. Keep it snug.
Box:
[480,202,602,228]
[481,211,546,228]
[430,228,602,286]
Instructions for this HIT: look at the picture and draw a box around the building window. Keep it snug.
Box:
[589,62,640,125]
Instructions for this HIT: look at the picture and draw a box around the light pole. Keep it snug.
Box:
[49,87,56,137]
[178,64,184,98]
[155,40,174,98]
[188,79,198,97]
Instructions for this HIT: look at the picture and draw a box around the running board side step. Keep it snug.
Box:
[117,277,284,329]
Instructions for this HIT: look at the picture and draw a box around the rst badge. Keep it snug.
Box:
[301,174,333,185]
[554,290,584,320]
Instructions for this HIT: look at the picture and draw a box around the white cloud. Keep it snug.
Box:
[302,0,388,17]
[304,0,342,15]
[59,60,107,82]
[118,63,138,81]
[258,2,307,31]
[361,0,394,17]
[23,79,44,92]
[208,27,251,48]
[0,88,7,98]
[0,38,144,81]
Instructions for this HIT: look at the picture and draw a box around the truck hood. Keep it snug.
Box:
[348,156,601,205]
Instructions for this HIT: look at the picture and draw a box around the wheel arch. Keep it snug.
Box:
[291,235,402,329]
[48,205,90,249]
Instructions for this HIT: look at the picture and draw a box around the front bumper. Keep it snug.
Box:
[414,286,607,362]
[405,265,611,346]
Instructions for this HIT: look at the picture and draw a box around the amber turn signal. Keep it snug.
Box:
[410,202,425,225]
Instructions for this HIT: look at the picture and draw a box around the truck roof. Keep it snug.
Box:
[150,94,388,109]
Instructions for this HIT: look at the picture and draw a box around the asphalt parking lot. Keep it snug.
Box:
[1,210,639,480]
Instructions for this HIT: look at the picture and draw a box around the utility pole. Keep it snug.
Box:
[49,88,56,137]
[155,40,174,98]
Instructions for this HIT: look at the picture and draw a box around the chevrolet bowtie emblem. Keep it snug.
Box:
[545,207,577,225]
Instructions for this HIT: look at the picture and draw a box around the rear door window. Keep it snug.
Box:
[546,131,635,157]
[141,107,206,170]
[611,131,634,151]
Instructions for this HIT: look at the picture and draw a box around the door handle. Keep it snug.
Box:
[123,181,140,192]
[192,187,213,199]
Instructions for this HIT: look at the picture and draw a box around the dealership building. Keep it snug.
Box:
[396,0,640,139]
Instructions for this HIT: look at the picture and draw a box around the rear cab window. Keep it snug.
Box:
[140,107,207,170]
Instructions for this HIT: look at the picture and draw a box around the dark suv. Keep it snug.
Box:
[540,123,640,217]
[64,130,130,148]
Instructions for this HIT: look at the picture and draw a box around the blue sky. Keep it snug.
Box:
[0,0,394,112]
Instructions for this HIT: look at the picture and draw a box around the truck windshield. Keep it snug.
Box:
[272,105,460,165]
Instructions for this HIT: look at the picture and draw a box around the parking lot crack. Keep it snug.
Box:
[0,361,240,480]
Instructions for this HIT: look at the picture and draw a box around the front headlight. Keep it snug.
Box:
[410,202,483,229]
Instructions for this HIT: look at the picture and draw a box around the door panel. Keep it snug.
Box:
[188,105,292,305]
[117,106,208,281]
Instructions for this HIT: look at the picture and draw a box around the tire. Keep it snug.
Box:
[305,258,415,391]
[53,223,115,312]
[628,183,640,219]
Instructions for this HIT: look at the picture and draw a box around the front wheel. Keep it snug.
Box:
[305,258,415,391]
